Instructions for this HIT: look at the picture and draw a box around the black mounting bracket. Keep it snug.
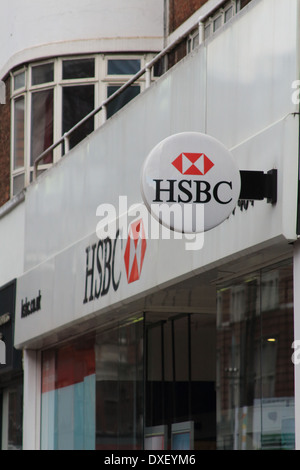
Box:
[239,169,277,204]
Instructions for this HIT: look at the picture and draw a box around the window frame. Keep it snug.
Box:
[10,53,155,197]
[106,58,142,77]
[102,54,146,119]
[12,68,26,93]
[105,82,141,119]
[187,0,238,51]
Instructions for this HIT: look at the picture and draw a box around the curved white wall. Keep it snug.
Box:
[0,0,164,79]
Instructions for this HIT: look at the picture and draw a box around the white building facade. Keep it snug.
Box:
[0,0,300,450]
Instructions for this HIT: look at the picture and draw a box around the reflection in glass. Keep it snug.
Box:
[213,15,222,32]
[7,383,23,450]
[12,173,25,196]
[14,72,25,90]
[62,85,94,149]
[13,96,25,169]
[260,264,295,450]
[31,89,53,165]
[107,59,141,75]
[225,6,234,22]
[62,58,95,79]
[106,85,140,119]
[41,339,95,450]
[216,261,295,450]
[204,25,211,39]
[95,318,144,450]
[38,260,294,451]
[32,63,54,85]
[145,313,216,450]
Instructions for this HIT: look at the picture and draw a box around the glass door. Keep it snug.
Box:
[145,312,217,450]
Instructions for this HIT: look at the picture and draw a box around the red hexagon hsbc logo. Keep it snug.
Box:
[172,153,214,176]
[124,219,147,284]
[141,132,241,234]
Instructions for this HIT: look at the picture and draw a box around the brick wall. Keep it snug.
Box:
[169,0,209,33]
[167,0,209,68]
[0,78,11,206]
[169,0,253,33]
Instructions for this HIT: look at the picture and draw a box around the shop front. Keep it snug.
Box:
[14,188,296,450]
[13,0,300,449]
[28,253,294,450]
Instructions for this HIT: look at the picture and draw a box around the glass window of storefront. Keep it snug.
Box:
[1,381,23,450]
[41,337,95,450]
[95,318,144,450]
[41,318,144,450]
[145,312,216,450]
[217,259,295,450]
[40,259,294,450]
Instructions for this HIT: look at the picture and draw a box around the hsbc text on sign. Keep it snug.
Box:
[153,179,234,205]
[141,132,241,233]
[83,218,148,304]
[83,232,122,304]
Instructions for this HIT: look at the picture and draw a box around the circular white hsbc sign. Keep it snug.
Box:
[141,132,241,233]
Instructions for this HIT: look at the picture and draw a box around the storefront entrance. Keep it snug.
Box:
[145,312,216,450]
[40,258,295,450]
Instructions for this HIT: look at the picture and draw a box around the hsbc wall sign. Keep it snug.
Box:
[15,217,149,348]
[83,218,147,305]
[141,132,241,233]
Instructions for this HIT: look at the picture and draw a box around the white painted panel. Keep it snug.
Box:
[0,0,164,78]
[15,258,55,347]
[206,0,298,148]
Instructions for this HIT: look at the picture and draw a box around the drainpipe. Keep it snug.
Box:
[198,17,205,45]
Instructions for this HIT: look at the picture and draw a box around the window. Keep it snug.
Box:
[106,85,140,119]
[13,71,25,91]
[41,340,96,450]
[62,85,95,149]
[213,15,223,32]
[107,59,141,75]
[1,382,23,450]
[261,271,279,311]
[105,57,143,119]
[187,30,200,53]
[31,89,54,165]
[217,260,295,450]
[40,318,144,450]
[11,61,56,191]
[31,63,54,86]
[40,311,215,450]
[12,96,25,195]
[62,58,95,79]
[145,312,216,450]
[11,54,152,196]
[225,5,234,22]
[187,0,250,52]
[13,96,25,169]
